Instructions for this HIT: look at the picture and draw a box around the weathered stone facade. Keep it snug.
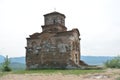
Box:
[26,12,82,69]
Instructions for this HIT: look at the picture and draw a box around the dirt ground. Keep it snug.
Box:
[0,69,120,80]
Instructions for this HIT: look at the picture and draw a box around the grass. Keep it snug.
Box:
[116,77,120,80]
[0,71,8,77]
[12,69,104,75]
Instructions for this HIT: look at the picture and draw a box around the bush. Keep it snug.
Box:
[2,55,11,72]
[104,56,120,68]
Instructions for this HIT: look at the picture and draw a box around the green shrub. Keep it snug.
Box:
[104,56,120,68]
[2,55,11,72]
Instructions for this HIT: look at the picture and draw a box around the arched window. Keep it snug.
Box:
[75,54,78,63]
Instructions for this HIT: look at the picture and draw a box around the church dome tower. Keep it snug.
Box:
[41,12,67,32]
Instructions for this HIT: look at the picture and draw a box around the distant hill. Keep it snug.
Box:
[0,55,114,65]
[10,57,25,64]
[0,55,25,64]
[0,55,5,63]
[0,55,114,70]
[10,62,26,70]
[81,56,113,65]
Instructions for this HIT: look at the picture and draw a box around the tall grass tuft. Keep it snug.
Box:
[116,77,120,80]
[104,56,120,68]
[2,55,11,72]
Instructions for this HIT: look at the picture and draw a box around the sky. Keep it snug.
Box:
[0,0,120,57]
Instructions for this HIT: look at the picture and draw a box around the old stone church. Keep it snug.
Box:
[26,11,83,69]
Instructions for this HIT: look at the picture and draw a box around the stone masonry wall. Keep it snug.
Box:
[26,30,80,69]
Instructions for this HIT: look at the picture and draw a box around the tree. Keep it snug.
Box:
[2,55,11,71]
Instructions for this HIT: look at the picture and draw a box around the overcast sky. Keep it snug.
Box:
[0,0,120,57]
